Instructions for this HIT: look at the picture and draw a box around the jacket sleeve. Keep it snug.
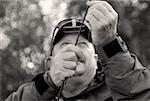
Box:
[5,73,60,101]
[96,42,150,101]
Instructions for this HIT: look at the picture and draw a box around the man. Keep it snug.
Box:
[5,1,150,101]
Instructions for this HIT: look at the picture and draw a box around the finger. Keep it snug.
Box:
[62,51,78,61]
[86,13,103,29]
[62,61,77,70]
[87,1,103,6]
[89,8,109,25]
[61,45,85,62]
[62,69,75,78]
[75,62,85,76]
[102,1,118,17]
[89,3,114,22]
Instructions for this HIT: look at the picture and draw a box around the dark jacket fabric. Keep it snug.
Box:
[5,50,150,101]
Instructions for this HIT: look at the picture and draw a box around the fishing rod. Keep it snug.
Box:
[56,1,91,101]
[75,2,90,46]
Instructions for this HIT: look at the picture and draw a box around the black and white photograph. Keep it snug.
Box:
[0,0,150,101]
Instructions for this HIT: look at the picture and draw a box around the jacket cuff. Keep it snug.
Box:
[32,73,60,99]
[95,35,128,65]
[44,71,60,90]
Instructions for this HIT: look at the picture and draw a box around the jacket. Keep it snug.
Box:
[5,50,150,101]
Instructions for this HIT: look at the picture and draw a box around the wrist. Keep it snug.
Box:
[32,73,50,95]
[92,31,117,46]
[49,70,62,87]
[95,34,128,65]
[44,71,60,89]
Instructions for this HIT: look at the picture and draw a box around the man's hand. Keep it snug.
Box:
[49,45,85,87]
[86,1,118,45]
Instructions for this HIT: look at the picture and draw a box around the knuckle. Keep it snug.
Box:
[111,14,118,21]
[93,5,101,12]
[75,69,84,76]
[88,6,93,11]
[64,45,70,50]
[88,9,94,15]
[59,75,65,81]
[114,11,118,18]
[102,1,107,5]
[102,1,111,7]
[66,72,72,78]
[114,16,118,22]
[55,52,63,59]
[72,71,75,75]
[72,61,77,67]
[70,70,75,76]
[89,6,97,12]
[55,54,61,59]
[93,4,101,8]
[64,44,72,49]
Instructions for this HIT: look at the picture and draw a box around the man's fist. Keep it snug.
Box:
[49,45,85,87]
[86,1,118,45]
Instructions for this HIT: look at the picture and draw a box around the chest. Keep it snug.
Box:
[60,84,113,101]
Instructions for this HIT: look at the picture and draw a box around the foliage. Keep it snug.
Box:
[0,0,46,100]
[0,0,68,100]
[66,0,150,66]
[0,0,150,100]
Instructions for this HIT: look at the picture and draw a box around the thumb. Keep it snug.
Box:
[75,62,85,76]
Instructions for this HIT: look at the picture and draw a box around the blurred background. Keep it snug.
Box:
[0,0,150,100]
